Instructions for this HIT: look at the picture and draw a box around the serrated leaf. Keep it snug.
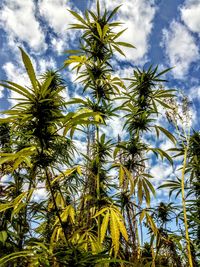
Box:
[115,41,135,48]
[112,44,126,57]
[68,10,88,26]
[119,165,124,186]
[100,211,110,243]
[93,207,108,218]
[19,47,38,91]
[102,24,109,39]
[140,210,146,222]
[110,210,120,256]
[96,22,102,38]
[155,125,176,144]
[107,5,122,22]
[0,231,7,244]
[117,218,128,241]
[1,81,34,100]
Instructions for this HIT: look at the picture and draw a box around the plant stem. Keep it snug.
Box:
[181,147,193,267]
[96,125,101,243]
[151,245,156,267]
[45,167,68,244]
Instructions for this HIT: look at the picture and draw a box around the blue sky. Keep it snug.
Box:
[0,0,200,111]
[0,0,200,204]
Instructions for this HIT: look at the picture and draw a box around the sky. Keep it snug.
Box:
[0,0,200,205]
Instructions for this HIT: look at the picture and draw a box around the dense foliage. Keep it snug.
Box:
[0,2,199,266]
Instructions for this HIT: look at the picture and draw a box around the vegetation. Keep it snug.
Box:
[0,1,199,266]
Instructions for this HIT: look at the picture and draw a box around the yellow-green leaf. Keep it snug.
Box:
[96,22,102,38]
[117,218,128,241]
[0,231,7,244]
[19,47,38,91]
[100,211,110,243]
[110,210,120,256]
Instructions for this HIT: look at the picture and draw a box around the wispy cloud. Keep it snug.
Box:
[38,0,80,53]
[180,0,200,34]
[0,0,47,53]
[161,20,199,79]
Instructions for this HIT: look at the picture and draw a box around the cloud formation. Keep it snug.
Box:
[180,0,200,34]
[161,21,199,78]
[0,0,46,52]
[39,0,80,53]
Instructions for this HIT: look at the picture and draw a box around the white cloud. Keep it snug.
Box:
[150,162,173,186]
[39,0,79,53]
[101,113,126,140]
[180,0,200,34]
[0,174,11,185]
[39,0,72,34]
[3,62,31,106]
[161,21,199,79]
[190,86,200,100]
[95,0,157,63]
[32,187,47,202]
[38,57,57,73]
[0,89,3,98]
[0,0,46,52]
[160,139,174,151]
[51,37,66,55]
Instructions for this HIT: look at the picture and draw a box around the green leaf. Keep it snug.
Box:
[102,24,109,39]
[138,179,143,204]
[107,5,122,22]
[113,28,127,40]
[143,180,151,206]
[63,49,82,54]
[140,210,146,222]
[93,207,108,218]
[0,83,32,101]
[156,99,173,109]
[11,203,26,221]
[119,165,124,186]
[115,41,135,48]
[0,231,7,244]
[110,209,120,256]
[155,125,176,144]
[68,10,88,26]
[96,22,102,38]
[68,24,88,30]
[41,74,54,96]
[152,148,173,165]
[112,44,126,57]
[117,217,128,241]
[100,211,110,243]
[97,0,100,18]
[144,178,155,197]
[2,81,34,100]
[0,251,33,266]
[154,67,173,78]
[146,213,157,235]
[19,47,38,91]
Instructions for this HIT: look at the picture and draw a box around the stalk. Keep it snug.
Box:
[135,220,141,260]
[45,167,68,244]
[151,245,156,267]
[96,124,101,243]
[181,147,193,267]
[172,107,193,266]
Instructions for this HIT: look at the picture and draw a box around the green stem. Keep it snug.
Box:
[45,168,68,244]
[96,125,101,243]
[151,245,156,267]
[181,147,193,267]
